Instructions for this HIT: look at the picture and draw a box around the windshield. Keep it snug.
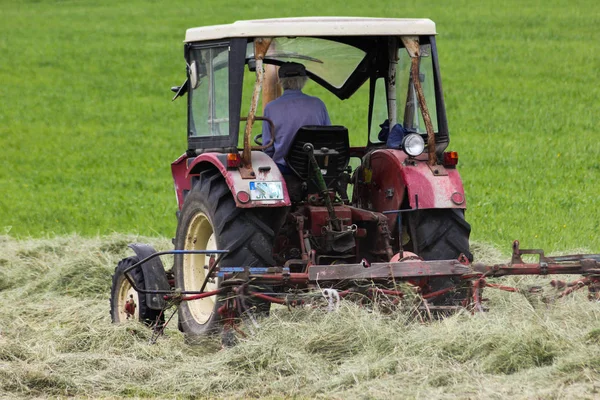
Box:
[246,38,366,89]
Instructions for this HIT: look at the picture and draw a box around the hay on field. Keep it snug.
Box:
[0,235,599,399]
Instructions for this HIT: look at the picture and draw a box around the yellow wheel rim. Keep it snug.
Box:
[183,212,219,325]
[116,274,139,322]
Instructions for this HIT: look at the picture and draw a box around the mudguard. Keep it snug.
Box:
[361,149,466,230]
[128,243,170,310]
[171,151,291,210]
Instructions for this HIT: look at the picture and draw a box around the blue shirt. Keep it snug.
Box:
[262,89,331,166]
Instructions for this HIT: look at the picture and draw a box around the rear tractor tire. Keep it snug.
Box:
[174,169,279,340]
[408,208,473,306]
[110,256,164,326]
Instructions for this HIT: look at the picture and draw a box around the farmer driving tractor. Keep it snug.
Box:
[261,62,331,174]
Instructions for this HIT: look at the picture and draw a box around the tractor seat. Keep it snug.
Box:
[285,125,350,183]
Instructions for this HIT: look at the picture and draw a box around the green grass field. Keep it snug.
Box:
[1,0,599,253]
[1,0,600,398]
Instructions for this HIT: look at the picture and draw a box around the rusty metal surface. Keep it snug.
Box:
[134,242,600,335]
[308,259,470,281]
[401,36,420,58]
[242,38,273,173]
[471,240,600,277]
[472,261,600,277]
[506,240,600,265]
[400,37,437,166]
[472,242,600,277]
[305,205,352,237]
[411,56,437,165]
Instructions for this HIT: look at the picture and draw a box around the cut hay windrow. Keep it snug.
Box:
[1,235,599,399]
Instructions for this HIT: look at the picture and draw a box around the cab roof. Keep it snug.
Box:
[185,17,436,43]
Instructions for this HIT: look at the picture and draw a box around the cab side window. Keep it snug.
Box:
[189,46,230,137]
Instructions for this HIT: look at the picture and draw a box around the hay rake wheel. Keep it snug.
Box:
[110,256,165,327]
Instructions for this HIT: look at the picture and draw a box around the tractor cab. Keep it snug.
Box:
[171,16,469,263]
[172,18,460,216]
[176,18,448,151]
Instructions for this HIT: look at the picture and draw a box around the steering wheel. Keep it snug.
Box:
[240,116,276,150]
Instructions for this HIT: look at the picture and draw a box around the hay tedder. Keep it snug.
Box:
[110,18,600,342]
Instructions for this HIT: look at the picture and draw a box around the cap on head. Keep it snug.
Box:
[278,62,307,78]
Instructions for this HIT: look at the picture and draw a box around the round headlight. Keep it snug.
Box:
[402,133,425,157]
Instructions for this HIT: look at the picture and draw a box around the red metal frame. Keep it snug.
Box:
[171,150,291,210]
[369,149,466,210]
[140,241,600,339]
[354,148,466,231]
[236,242,598,306]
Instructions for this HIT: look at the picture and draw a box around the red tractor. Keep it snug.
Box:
[110,18,600,340]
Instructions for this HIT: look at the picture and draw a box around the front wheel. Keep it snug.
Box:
[174,169,279,339]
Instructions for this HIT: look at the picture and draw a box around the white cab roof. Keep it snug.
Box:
[185,17,436,43]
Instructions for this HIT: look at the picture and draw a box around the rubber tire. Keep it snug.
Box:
[174,169,278,338]
[110,256,164,326]
[408,208,472,305]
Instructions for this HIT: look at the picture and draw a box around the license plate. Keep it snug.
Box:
[249,181,284,201]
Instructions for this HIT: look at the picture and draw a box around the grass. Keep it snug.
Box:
[1,1,600,398]
[0,0,599,253]
[1,235,600,399]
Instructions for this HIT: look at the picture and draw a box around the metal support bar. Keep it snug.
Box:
[122,249,228,295]
[178,289,225,302]
[120,241,600,314]
[308,259,470,281]
[472,261,600,277]
[401,37,437,165]
[304,142,340,230]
